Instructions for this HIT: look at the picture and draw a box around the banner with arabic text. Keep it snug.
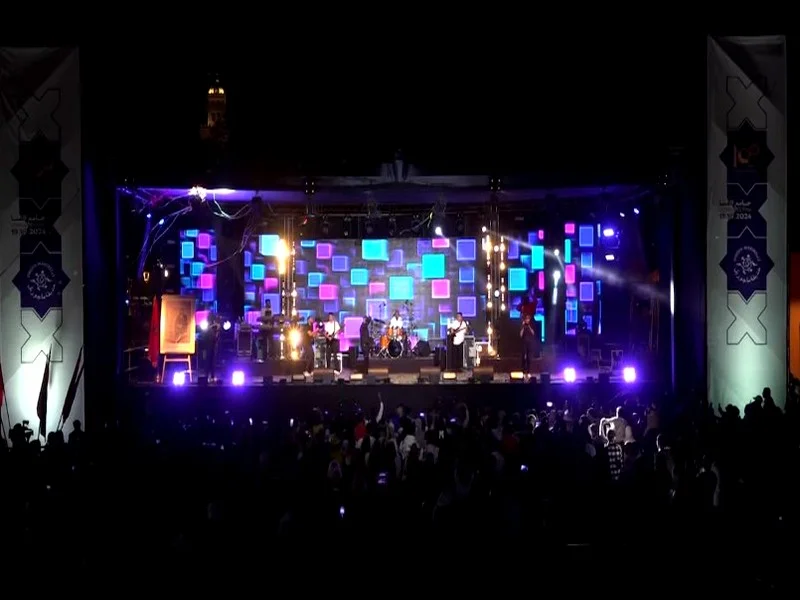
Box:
[707,36,787,408]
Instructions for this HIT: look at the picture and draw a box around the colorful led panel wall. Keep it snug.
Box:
[563,223,601,335]
[178,229,218,325]
[285,237,482,351]
[506,229,547,341]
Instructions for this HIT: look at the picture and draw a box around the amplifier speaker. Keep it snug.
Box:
[418,366,440,384]
[540,372,551,385]
[313,369,335,384]
[415,340,431,357]
[471,366,494,383]
[367,367,389,384]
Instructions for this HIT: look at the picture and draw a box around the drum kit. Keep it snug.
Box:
[369,319,413,359]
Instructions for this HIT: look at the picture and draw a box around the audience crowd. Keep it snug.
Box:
[1,379,798,588]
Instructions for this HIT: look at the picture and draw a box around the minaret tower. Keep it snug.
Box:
[200,77,227,142]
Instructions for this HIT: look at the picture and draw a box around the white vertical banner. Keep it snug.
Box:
[0,48,84,434]
[707,36,787,408]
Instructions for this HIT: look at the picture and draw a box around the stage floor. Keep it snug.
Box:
[154,356,650,386]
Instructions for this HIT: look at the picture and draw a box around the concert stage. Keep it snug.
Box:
[125,359,658,426]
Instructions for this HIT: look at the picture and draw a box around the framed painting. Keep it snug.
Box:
[159,295,196,355]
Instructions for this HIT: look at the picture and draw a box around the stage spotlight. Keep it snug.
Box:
[619,211,626,218]
[563,367,577,383]
[434,225,443,237]
[509,371,524,381]
[623,367,637,383]
[604,254,615,261]
[602,227,615,237]
[200,319,209,331]
[223,320,232,331]
[633,207,640,215]
[231,370,245,386]
[172,371,186,386]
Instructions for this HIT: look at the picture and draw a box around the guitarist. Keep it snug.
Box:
[323,312,341,371]
[446,312,468,372]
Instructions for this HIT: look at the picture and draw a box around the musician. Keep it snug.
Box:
[389,310,404,333]
[258,300,273,359]
[517,290,538,320]
[446,312,468,371]
[302,316,316,376]
[203,313,222,381]
[520,313,540,374]
[359,316,372,374]
[323,312,341,371]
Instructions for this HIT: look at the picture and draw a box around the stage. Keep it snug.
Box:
[123,357,659,426]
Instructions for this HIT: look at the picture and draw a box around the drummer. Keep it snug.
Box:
[389,310,404,336]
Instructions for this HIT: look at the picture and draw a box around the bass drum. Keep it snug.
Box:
[388,339,403,358]
[379,335,390,349]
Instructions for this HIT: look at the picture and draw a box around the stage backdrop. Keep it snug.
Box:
[707,36,787,408]
[244,236,484,350]
[0,48,84,434]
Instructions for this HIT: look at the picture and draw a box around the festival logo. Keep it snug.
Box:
[719,212,773,303]
[12,245,69,319]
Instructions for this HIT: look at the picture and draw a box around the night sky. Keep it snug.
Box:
[83,34,706,186]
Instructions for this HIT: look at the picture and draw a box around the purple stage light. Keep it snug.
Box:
[172,371,186,386]
[622,367,637,383]
[231,370,245,386]
[602,227,615,237]
[563,367,577,383]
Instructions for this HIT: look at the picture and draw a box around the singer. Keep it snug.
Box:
[446,312,467,371]
[323,312,341,371]
[520,313,540,374]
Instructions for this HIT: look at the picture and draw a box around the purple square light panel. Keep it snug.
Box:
[456,238,477,261]
[565,222,576,235]
[457,296,477,318]
[579,282,594,302]
[432,237,450,249]
[264,277,279,291]
[431,279,450,299]
[343,316,362,339]
[416,239,432,256]
[438,303,452,313]
[388,249,404,268]
[199,274,215,290]
[365,298,388,321]
[319,284,338,300]
[369,281,386,295]
[197,233,212,249]
[316,243,333,260]
[538,229,544,240]
[331,255,349,272]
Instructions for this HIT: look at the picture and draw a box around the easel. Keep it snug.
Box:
[161,354,193,383]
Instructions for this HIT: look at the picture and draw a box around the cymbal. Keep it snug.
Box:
[372,318,385,324]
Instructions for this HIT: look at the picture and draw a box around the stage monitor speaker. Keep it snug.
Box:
[415,340,431,358]
[540,372,551,385]
[598,372,611,384]
[419,366,440,384]
[367,367,390,384]
[348,346,358,366]
[471,366,494,383]
[313,369,335,384]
